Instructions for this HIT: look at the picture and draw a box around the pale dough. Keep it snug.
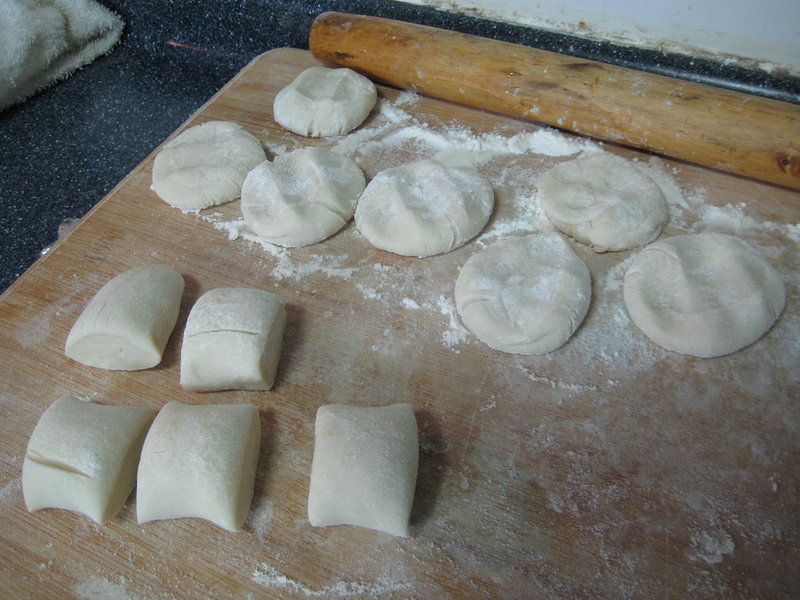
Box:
[308,403,418,537]
[151,120,266,210]
[538,153,669,251]
[354,158,494,257]
[273,66,377,137]
[623,233,786,357]
[65,265,184,370]
[455,233,592,354]
[23,396,154,523]
[241,147,365,247]
[180,287,286,391]
[136,401,262,532]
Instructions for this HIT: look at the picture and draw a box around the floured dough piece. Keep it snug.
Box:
[273,66,377,137]
[136,402,262,532]
[455,233,591,354]
[180,287,286,391]
[538,153,668,251]
[308,403,418,537]
[23,397,154,523]
[623,233,785,358]
[241,147,365,247]
[355,158,494,257]
[65,265,184,370]
[151,120,266,210]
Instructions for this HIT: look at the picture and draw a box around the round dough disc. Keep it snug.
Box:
[455,233,592,354]
[273,66,377,137]
[151,121,266,210]
[623,233,786,358]
[355,158,494,257]
[241,147,365,247]
[538,152,668,251]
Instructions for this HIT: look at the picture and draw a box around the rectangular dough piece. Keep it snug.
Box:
[65,265,184,370]
[136,401,262,532]
[180,287,286,391]
[22,396,155,523]
[307,403,419,537]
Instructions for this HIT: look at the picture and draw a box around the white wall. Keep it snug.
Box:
[403,0,800,76]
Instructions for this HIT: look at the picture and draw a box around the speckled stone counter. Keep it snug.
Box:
[1,0,798,293]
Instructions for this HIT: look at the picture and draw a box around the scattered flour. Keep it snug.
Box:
[74,576,142,600]
[687,530,736,564]
[251,563,413,598]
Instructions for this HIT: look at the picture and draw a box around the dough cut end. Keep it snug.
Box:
[65,333,161,370]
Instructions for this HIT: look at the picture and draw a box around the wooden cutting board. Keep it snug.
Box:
[1,47,799,599]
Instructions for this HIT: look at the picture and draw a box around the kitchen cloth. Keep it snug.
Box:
[0,0,123,112]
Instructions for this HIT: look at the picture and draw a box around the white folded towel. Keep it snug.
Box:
[0,0,123,111]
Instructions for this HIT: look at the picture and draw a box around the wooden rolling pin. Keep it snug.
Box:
[309,12,800,191]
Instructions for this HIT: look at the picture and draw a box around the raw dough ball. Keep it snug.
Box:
[136,401,262,532]
[623,233,786,357]
[23,397,154,523]
[151,120,266,210]
[180,287,286,391]
[241,147,365,247]
[273,66,377,137]
[308,403,418,537]
[65,265,184,370]
[538,153,668,251]
[354,158,494,257]
[455,233,591,354]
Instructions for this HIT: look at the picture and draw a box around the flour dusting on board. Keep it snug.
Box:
[251,562,413,597]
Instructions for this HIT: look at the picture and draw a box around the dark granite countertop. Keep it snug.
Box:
[2,0,798,294]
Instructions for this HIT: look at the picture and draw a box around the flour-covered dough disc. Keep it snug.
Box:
[241,147,365,247]
[538,153,668,251]
[151,120,266,210]
[308,403,418,537]
[623,233,785,358]
[273,66,377,137]
[354,158,494,257]
[23,397,154,523]
[180,287,286,391]
[65,265,184,370]
[136,401,262,532]
[455,233,591,354]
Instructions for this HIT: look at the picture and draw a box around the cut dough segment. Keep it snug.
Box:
[273,66,377,137]
[241,147,365,247]
[23,397,154,523]
[136,401,262,532]
[538,153,668,251]
[65,265,184,370]
[455,233,591,354]
[180,288,286,391]
[623,233,785,357]
[308,403,418,537]
[354,158,494,257]
[151,120,266,210]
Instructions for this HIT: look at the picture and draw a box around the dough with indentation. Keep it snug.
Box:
[455,233,591,354]
[308,403,418,537]
[241,147,365,247]
[65,265,184,370]
[623,232,785,357]
[23,396,154,523]
[136,401,261,532]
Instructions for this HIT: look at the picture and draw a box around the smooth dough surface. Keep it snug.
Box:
[623,233,786,357]
[538,152,669,251]
[180,287,286,391]
[136,401,261,532]
[151,120,266,210]
[354,158,494,257]
[308,403,418,537]
[455,233,592,354]
[23,397,154,523]
[273,66,377,137]
[65,265,184,370]
[241,147,365,247]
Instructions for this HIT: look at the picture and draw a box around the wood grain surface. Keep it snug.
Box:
[1,48,799,599]
[310,12,800,191]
